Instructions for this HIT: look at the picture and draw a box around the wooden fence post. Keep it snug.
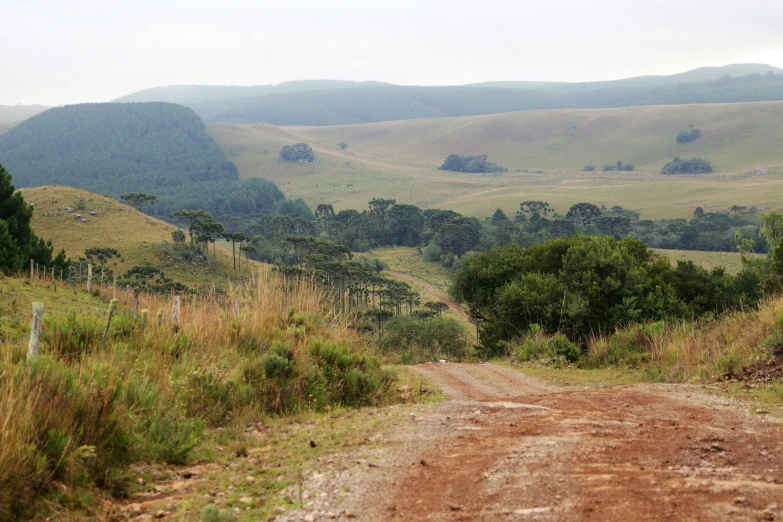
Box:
[113,275,116,299]
[233,298,240,319]
[27,302,44,359]
[30,259,34,283]
[172,295,181,329]
[140,309,148,333]
[87,263,92,293]
[101,299,118,350]
[100,266,104,296]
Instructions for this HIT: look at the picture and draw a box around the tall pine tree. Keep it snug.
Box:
[0,163,68,275]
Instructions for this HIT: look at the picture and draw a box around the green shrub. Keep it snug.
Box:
[546,334,581,362]
[141,413,204,465]
[185,369,246,426]
[379,316,469,364]
[309,338,393,407]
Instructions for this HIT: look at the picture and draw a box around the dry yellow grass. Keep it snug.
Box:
[22,186,261,289]
[0,268,395,519]
[208,101,783,220]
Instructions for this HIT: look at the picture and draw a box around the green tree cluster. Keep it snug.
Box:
[439,154,507,174]
[676,128,701,143]
[0,164,68,275]
[450,236,762,353]
[661,157,713,174]
[279,143,315,162]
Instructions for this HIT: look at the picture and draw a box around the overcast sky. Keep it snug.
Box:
[2,0,783,106]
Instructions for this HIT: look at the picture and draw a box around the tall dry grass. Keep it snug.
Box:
[0,269,394,519]
[584,297,783,381]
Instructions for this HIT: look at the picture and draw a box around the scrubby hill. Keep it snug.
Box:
[209,100,783,219]
[22,186,260,289]
[0,103,284,219]
[117,64,783,125]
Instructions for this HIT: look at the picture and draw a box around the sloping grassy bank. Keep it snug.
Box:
[0,270,398,520]
[513,296,783,383]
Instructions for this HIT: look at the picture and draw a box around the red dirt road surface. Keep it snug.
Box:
[343,363,783,521]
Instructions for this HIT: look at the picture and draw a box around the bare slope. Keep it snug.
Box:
[208,101,783,219]
[22,186,260,289]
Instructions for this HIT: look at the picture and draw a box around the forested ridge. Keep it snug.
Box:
[0,103,284,219]
[114,64,783,126]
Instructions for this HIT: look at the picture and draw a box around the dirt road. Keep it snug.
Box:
[283,363,783,521]
[386,271,470,319]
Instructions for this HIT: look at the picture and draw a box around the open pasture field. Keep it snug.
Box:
[209,101,783,220]
[654,248,764,273]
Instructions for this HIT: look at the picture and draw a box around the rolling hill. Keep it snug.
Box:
[115,64,783,126]
[208,100,783,220]
[0,102,284,220]
[22,186,261,289]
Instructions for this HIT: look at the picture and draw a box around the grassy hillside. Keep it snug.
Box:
[209,101,783,219]
[22,186,260,289]
[0,103,284,220]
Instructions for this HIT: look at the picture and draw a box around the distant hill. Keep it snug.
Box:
[113,80,390,104]
[207,100,783,220]
[0,102,284,219]
[115,64,783,126]
[0,104,51,124]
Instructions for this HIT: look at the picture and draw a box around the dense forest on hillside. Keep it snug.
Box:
[0,103,284,219]
[115,65,783,125]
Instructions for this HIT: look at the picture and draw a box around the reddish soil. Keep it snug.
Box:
[363,364,783,521]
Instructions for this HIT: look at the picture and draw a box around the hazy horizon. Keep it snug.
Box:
[3,0,783,106]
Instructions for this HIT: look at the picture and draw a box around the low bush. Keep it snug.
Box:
[378,315,470,364]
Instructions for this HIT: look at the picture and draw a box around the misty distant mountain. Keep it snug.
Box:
[110,63,783,126]
[0,104,51,124]
[114,80,391,104]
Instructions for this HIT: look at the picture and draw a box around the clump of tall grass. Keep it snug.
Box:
[583,298,783,381]
[0,269,395,519]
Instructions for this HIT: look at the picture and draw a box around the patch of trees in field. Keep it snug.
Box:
[661,157,713,174]
[279,143,315,162]
[0,103,284,220]
[439,154,507,174]
[603,161,635,172]
[676,128,701,143]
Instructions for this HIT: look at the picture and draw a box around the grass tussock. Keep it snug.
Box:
[0,270,395,520]
[582,298,783,381]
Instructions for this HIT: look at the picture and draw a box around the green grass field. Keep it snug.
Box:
[654,248,763,273]
[208,101,783,220]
